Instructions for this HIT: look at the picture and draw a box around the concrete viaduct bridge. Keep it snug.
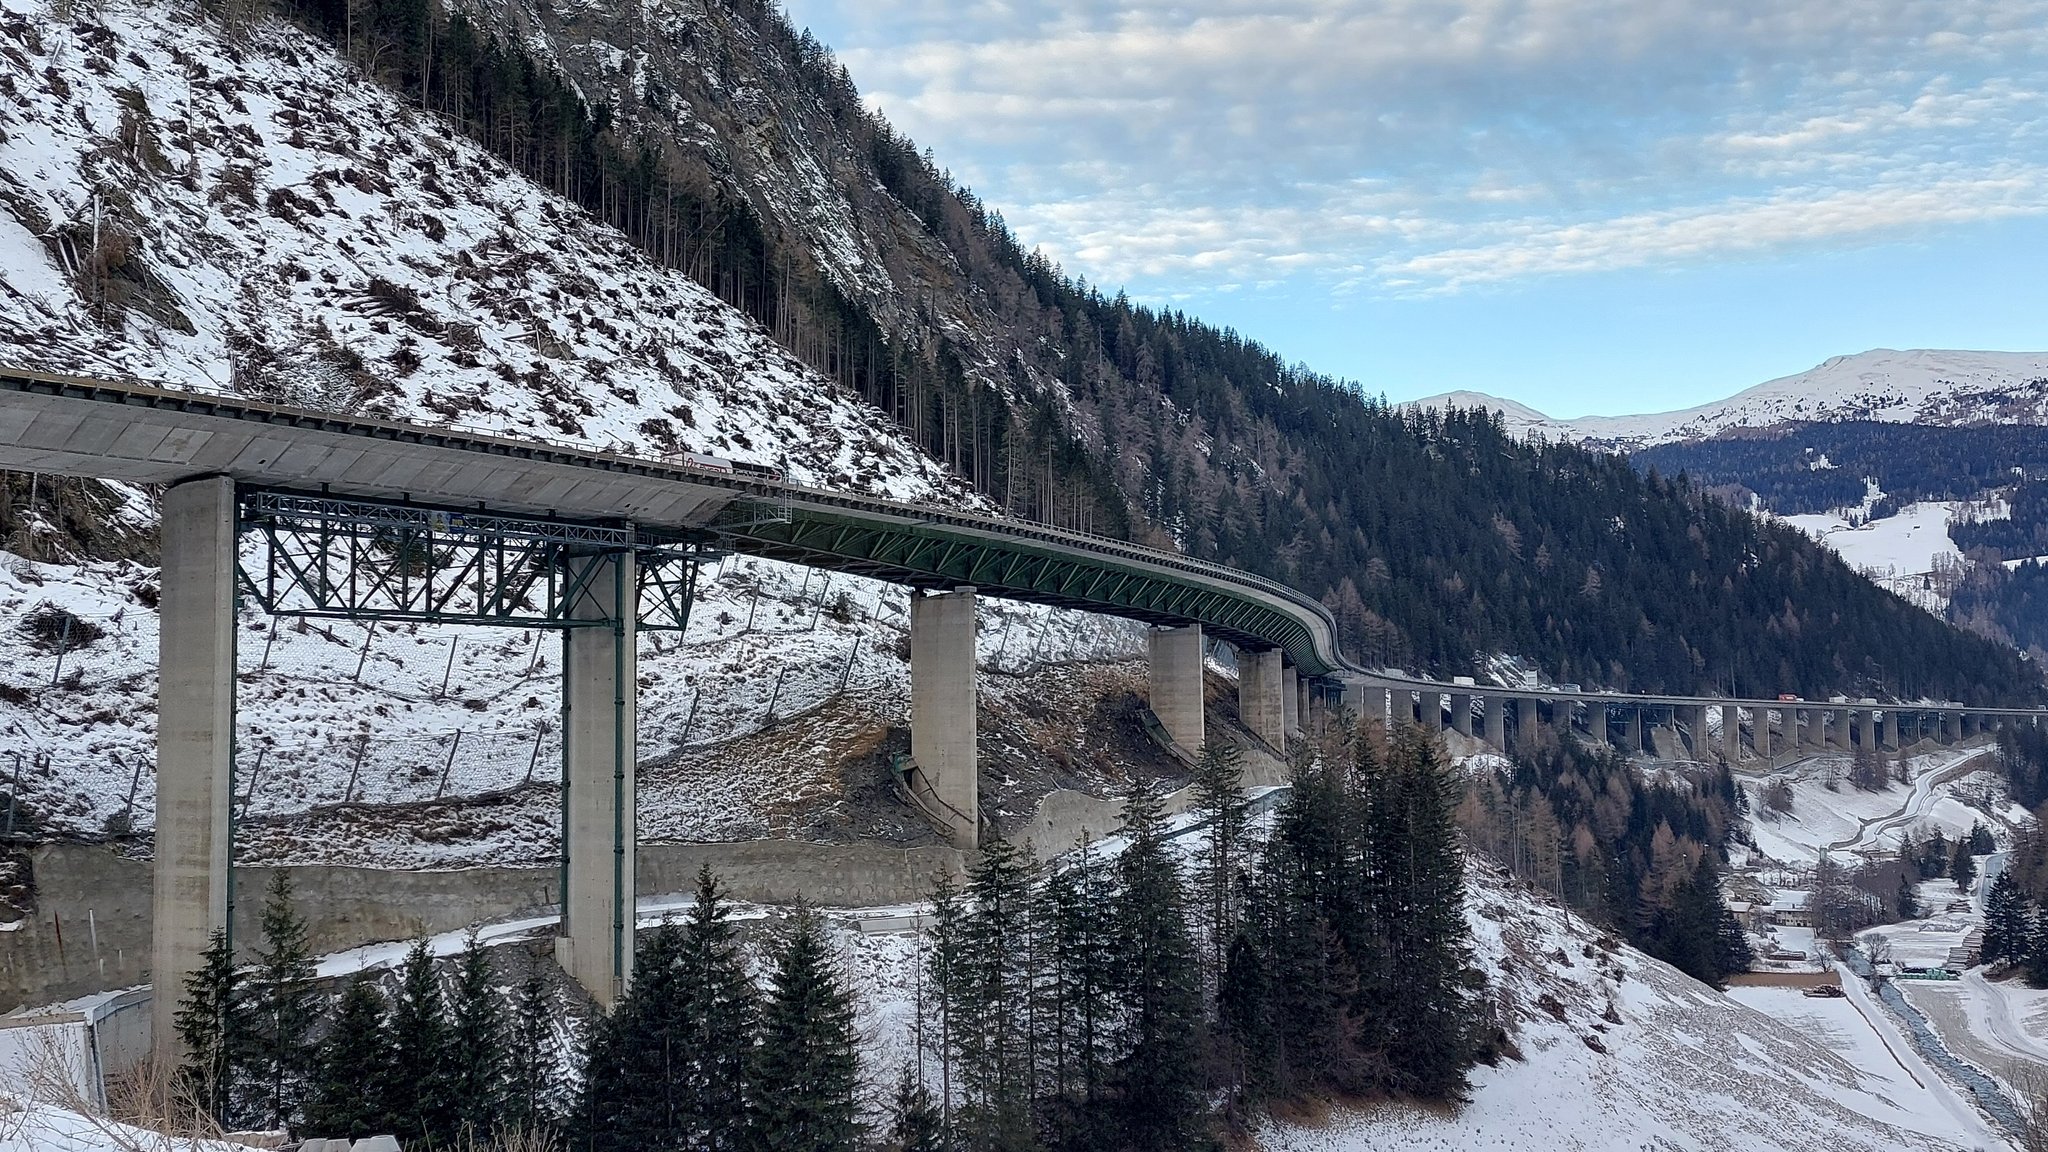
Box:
[1,368,2041,1058]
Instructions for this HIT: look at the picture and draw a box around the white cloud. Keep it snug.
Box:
[786,0,2048,293]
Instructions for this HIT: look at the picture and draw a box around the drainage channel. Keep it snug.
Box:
[1842,945,2027,1140]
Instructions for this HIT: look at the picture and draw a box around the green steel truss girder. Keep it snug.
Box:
[236,490,706,631]
[713,505,1323,670]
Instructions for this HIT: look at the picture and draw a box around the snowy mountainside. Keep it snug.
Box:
[1255,863,2000,1152]
[0,0,1163,846]
[0,0,957,499]
[1410,349,2048,449]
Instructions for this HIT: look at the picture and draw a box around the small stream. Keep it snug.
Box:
[1842,945,2027,1140]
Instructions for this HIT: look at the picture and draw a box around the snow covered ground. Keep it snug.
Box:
[1743,747,2012,864]
[1258,869,2004,1151]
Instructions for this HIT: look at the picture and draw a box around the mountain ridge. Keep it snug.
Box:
[1407,347,2048,447]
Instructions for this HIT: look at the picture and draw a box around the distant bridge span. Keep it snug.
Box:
[1,367,2040,1055]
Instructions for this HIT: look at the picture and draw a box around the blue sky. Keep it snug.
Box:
[780,0,2048,417]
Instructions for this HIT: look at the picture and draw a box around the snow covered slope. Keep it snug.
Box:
[1258,864,2003,1152]
[1410,349,2048,449]
[0,0,959,499]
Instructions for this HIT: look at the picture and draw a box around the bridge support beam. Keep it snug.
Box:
[1584,700,1604,743]
[1722,704,1742,762]
[1239,648,1286,751]
[1420,690,1444,733]
[1874,712,1893,752]
[557,551,638,1008]
[1451,693,1474,737]
[1963,713,1980,740]
[152,476,237,1068]
[910,588,979,849]
[1483,695,1506,748]
[1550,698,1573,743]
[1282,666,1301,738]
[1147,625,1205,754]
[1624,706,1643,755]
[1757,708,1772,760]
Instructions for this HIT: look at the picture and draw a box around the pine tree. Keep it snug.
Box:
[1105,779,1204,1152]
[885,1065,944,1152]
[503,970,560,1135]
[446,931,509,1141]
[174,926,242,1128]
[750,904,864,1152]
[1969,821,1997,855]
[382,937,457,1149]
[1215,928,1275,1112]
[1985,871,2027,968]
[2028,903,2048,989]
[303,974,392,1141]
[576,919,686,1152]
[1034,839,1115,1150]
[1896,871,1920,921]
[245,872,318,1132]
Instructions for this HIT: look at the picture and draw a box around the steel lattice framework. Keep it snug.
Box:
[238,491,706,630]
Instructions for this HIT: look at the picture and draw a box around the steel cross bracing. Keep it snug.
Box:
[710,501,1318,659]
[237,490,706,630]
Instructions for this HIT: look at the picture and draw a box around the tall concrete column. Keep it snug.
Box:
[1796,708,1815,748]
[1963,713,1980,740]
[1874,712,1893,752]
[1757,708,1772,760]
[1684,705,1708,757]
[1147,625,1205,754]
[1373,686,1396,733]
[1829,709,1849,750]
[1340,677,1365,725]
[1512,699,1537,752]
[153,476,237,1067]
[910,588,979,849]
[1483,695,1506,748]
[1450,693,1474,737]
[1239,648,1286,751]
[1281,666,1301,736]
[1298,677,1314,736]
[1584,701,1604,742]
[1722,703,1742,762]
[1938,711,1956,744]
[1419,690,1444,732]
[1624,706,1643,755]
[559,550,638,1008]
[1550,698,1573,742]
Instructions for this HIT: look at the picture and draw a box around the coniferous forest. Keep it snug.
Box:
[176,733,1494,1151]
[147,0,2040,708]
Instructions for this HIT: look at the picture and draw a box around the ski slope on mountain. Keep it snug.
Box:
[1411,349,2048,448]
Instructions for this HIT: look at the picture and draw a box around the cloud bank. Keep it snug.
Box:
[784,0,2048,297]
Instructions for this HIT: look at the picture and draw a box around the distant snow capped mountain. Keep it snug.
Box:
[1408,349,2048,447]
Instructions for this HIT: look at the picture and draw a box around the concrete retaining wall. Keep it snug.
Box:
[0,837,970,1014]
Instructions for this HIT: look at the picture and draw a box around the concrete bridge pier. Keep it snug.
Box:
[1147,625,1205,753]
[1298,676,1313,737]
[1451,693,1474,737]
[152,477,238,1066]
[1239,648,1287,751]
[1721,704,1742,762]
[1550,698,1573,743]
[1623,706,1643,755]
[1827,709,1848,751]
[557,550,639,1008]
[1584,700,1604,743]
[1282,666,1301,739]
[1483,695,1506,748]
[1962,713,1980,740]
[1874,711,1893,752]
[1756,707,1772,760]
[1683,704,1708,758]
[1420,690,1445,733]
[1939,711,1957,744]
[910,588,980,849]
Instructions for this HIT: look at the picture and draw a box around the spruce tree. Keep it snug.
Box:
[1896,871,1920,921]
[245,872,318,1132]
[173,926,241,1128]
[1106,779,1204,1152]
[1370,725,1479,1098]
[951,836,1037,1151]
[503,970,561,1135]
[1951,840,1978,895]
[1215,928,1275,1111]
[885,1065,944,1152]
[1191,741,1250,987]
[674,866,759,1152]
[750,904,864,1152]
[2028,903,2048,989]
[1035,839,1115,1150]
[576,919,686,1152]
[446,931,509,1140]
[382,937,457,1148]
[303,974,392,1140]
[1986,871,2028,967]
